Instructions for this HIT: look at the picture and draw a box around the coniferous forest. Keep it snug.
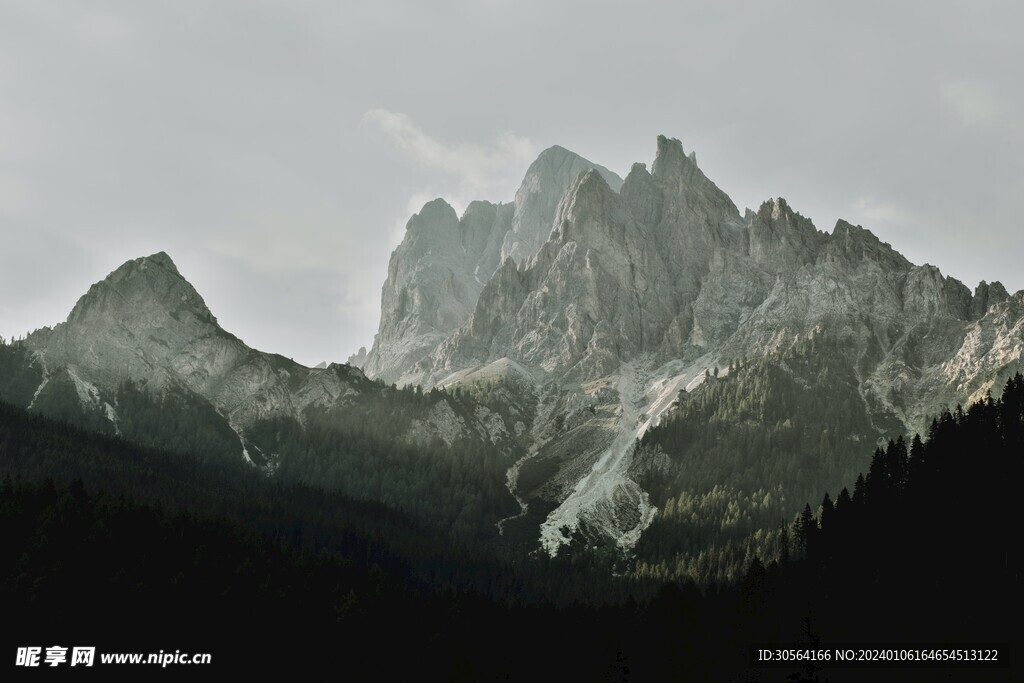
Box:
[1,328,1018,680]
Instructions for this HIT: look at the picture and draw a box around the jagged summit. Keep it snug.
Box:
[407,198,457,230]
[22,252,398,446]
[371,134,1021,399]
[758,197,796,221]
[7,131,1020,562]
[627,161,649,177]
[500,144,623,265]
[826,218,912,270]
[651,135,690,177]
[972,281,1010,318]
[365,143,623,384]
[746,197,824,272]
[556,167,619,227]
[28,252,237,397]
[66,251,214,328]
[144,250,179,272]
[361,132,1023,553]
[531,144,620,180]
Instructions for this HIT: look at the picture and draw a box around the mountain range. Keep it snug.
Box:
[3,134,1021,561]
[364,134,1023,555]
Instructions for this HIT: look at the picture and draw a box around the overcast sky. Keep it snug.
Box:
[1,1,1021,365]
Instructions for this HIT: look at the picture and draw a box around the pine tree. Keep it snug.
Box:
[819,492,834,532]
[852,473,866,505]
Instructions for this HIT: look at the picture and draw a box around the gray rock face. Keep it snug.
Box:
[362,199,513,385]
[24,253,363,430]
[745,197,826,273]
[368,134,1023,554]
[500,145,623,265]
[431,136,767,380]
[424,136,1021,420]
[345,347,368,369]
[364,145,622,385]
[28,133,1019,556]
[21,253,517,459]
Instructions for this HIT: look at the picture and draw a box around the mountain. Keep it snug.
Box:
[364,134,1024,556]
[3,135,1020,562]
[1,136,1017,680]
[364,145,623,386]
[19,253,355,444]
[10,253,522,472]
[345,347,367,369]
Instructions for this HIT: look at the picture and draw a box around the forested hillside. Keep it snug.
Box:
[631,334,906,583]
[0,336,523,546]
[2,373,1018,680]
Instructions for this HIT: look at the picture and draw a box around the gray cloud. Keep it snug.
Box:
[1,0,1022,364]
[363,108,536,198]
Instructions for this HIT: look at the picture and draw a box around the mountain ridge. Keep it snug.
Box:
[13,252,523,473]
[4,134,1021,558]
[363,133,1022,554]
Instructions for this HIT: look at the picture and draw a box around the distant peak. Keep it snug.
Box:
[115,251,184,282]
[652,135,690,178]
[831,219,881,246]
[832,219,867,236]
[757,197,801,222]
[539,143,571,155]
[417,197,456,216]
[828,219,911,269]
[971,280,1010,318]
[567,168,615,204]
[406,198,458,232]
[140,251,180,274]
[65,251,215,328]
[533,144,577,162]
[462,199,498,215]
[521,144,623,191]
[770,197,789,219]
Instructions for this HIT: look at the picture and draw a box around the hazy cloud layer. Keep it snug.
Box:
[1,1,1022,364]
[364,108,536,205]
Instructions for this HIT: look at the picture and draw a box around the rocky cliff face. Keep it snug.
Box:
[500,145,623,265]
[19,253,517,463]
[362,199,513,385]
[422,137,1018,420]
[366,134,1024,555]
[12,133,1020,559]
[364,146,623,385]
[429,137,770,382]
[25,253,333,429]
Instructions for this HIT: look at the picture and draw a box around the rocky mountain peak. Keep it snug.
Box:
[415,197,457,220]
[28,252,236,395]
[67,251,215,327]
[826,219,912,270]
[500,145,623,265]
[345,346,368,369]
[971,280,1010,319]
[625,162,650,180]
[651,135,690,178]
[144,250,179,272]
[366,144,622,384]
[405,198,459,242]
[762,197,793,222]
[554,168,621,237]
[647,135,741,233]
[746,198,824,271]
